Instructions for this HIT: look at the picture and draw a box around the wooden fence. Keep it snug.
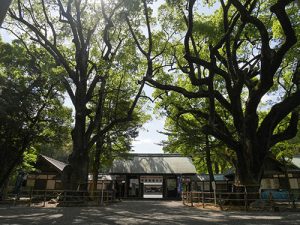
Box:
[182,190,300,210]
[182,191,262,210]
[1,189,115,207]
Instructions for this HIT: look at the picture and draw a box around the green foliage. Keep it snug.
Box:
[155,90,232,174]
[272,130,300,162]
[0,39,71,188]
[22,147,38,173]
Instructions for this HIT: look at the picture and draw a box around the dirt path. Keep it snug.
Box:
[0,200,299,225]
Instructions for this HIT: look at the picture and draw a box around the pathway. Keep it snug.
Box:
[0,200,299,224]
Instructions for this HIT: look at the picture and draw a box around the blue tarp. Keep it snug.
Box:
[261,190,289,200]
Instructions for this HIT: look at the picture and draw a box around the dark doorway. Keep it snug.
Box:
[34,179,47,189]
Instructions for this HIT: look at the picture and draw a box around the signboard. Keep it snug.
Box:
[140,176,163,183]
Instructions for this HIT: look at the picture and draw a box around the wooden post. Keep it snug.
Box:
[212,181,217,206]
[202,191,205,208]
[100,180,104,205]
[191,192,193,207]
[244,188,248,211]
[28,188,32,207]
[13,194,17,206]
[43,191,46,207]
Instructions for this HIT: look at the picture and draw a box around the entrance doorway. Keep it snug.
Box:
[166,177,177,198]
[128,178,139,197]
[141,176,163,199]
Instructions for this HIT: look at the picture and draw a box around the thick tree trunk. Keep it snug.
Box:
[235,141,266,191]
[0,145,26,194]
[92,137,104,192]
[214,162,219,174]
[63,99,89,190]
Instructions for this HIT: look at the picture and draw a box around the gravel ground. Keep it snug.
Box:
[0,200,300,225]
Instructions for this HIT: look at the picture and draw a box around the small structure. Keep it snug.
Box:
[110,153,197,199]
[193,174,233,192]
[260,156,300,200]
[26,155,67,190]
[87,174,115,191]
[26,155,114,191]
[26,153,197,199]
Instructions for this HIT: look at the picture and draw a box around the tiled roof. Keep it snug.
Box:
[110,154,196,174]
[292,155,300,169]
[40,155,68,172]
[195,174,227,181]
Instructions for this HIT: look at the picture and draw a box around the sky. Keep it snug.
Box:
[131,86,166,154]
[0,1,220,154]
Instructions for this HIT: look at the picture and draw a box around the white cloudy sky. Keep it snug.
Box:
[132,116,166,153]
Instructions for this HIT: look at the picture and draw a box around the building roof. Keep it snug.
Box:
[0,0,12,25]
[88,174,115,181]
[39,155,68,172]
[110,154,197,174]
[292,155,300,169]
[196,174,227,181]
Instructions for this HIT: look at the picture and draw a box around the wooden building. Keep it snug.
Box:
[193,174,233,192]
[258,156,300,190]
[26,155,67,190]
[26,153,197,198]
[256,156,300,200]
[26,155,114,191]
[110,154,197,199]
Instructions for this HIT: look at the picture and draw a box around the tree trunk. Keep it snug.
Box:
[235,141,266,191]
[63,101,89,190]
[92,136,104,193]
[214,162,219,174]
[0,145,26,194]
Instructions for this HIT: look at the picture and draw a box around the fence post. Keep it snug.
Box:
[191,192,193,207]
[43,191,46,207]
[212,181,217,206]
[13,194,17,206]
[28,188,32,207]
[202,191,205,208]
[244,188,248,211]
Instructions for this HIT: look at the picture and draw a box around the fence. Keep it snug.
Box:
[183,191,256,210]
[181,190,297,210]
[1,189,115,207]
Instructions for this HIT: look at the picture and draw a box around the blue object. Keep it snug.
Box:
[261,190,289,200]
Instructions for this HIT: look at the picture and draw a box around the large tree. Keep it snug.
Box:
[156,91,233,176]
[128,0,299,188]
[0,40,71,195]
[7,0,146,190]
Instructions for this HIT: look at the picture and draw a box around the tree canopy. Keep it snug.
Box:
[127,0,300,187]
[0,39,71,193]
[0,0,299,190]
[5,0,149,190]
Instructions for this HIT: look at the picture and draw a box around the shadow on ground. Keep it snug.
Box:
[0,200,299,225]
